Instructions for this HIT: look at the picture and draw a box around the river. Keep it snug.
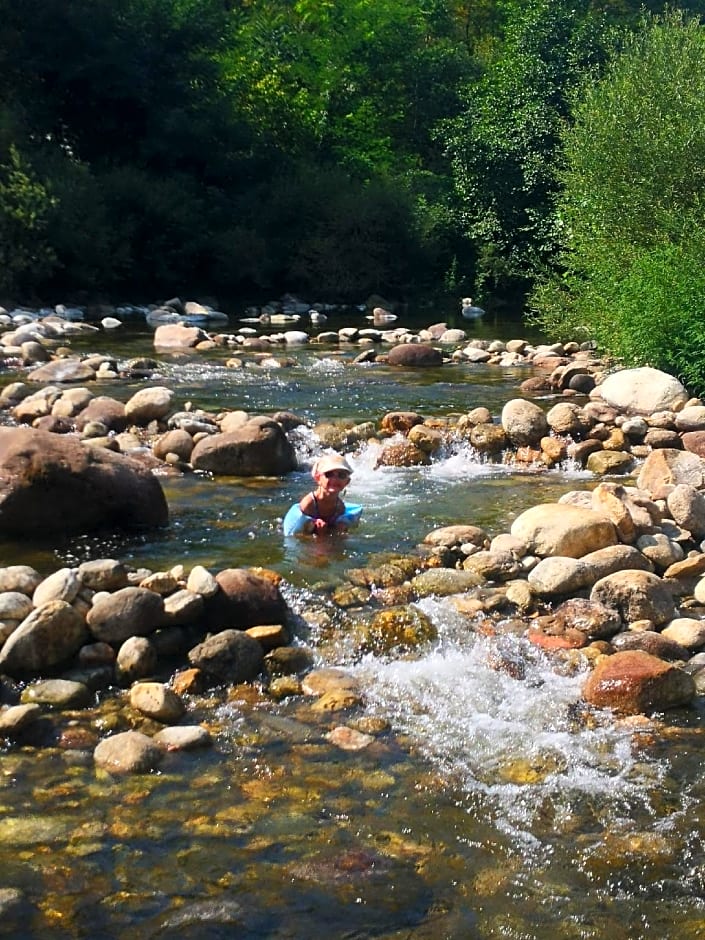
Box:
[0,303,704,938]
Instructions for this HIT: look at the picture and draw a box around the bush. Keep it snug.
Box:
[530,11,705,391]
[0,147,56,298]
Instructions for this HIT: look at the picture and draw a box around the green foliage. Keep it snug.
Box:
[241,165,433,298]
[530,11,705,392]
[0,147,56,296]
[443,0,616,296]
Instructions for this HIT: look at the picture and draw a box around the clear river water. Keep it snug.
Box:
[1,303,705,939]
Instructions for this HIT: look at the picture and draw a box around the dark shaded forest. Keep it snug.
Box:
[1,1,704,354]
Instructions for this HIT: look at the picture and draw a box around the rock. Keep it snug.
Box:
[637,448,705,497]
[407,424,444,453]
[357,606,437,655]
[375,440,431,467]
[26,358,96,384]
[636,533,684,571]
[469,423,509,454]
[188,629,264,683]
[540,597,621,640]
[423,525,489,549]
[116,636,158,681]
[190,416,296,476]
[410,568,484,596]
[77,559,129,592]
[462,550,524,581]
[510,503,617,558]
[21,678,91,709]
[501,399,549,446]
[384,342,443,367]
[87,587,165,643]
[596,367,689,414]
[379,411,424,434]
[153,323,208,350]
[583,650,695,714]
[664,553,705,580]
[527,557,592,595]
[247,624,289,650]
[0,601,88,675]
[0,427,168,536]
[74,396,127,433]
[301,668,361,701]
[186,565,220,597]
[545,402,589,436]
[201,568,286,632]
[0,565,42,595]
[580,544,652,580]
[586,450,634,475]
[162,589,204,626]
[667,484,705,539]
[611,630,689,661]
[154,725,212,750]
[124,386,174,424]
[153,429,194,462]
[0,591,33,621]
[263,645,313,676]
[326,726,374,750]
[129,681,185,723]
[94,730,164,774]
[590,485,637,543]
[681,431,705,458]
[675,405,705,431]
[0,703,42,735]
[590,570,677,626]
[661,617,705,651]
[32,567,81,607]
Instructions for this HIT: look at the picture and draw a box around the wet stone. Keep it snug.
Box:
[21,679,92,709]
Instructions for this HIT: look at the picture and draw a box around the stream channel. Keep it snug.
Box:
[1,304,705,938]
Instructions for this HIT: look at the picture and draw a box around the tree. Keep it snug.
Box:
[530,11,705,392]
[443,0,616,298]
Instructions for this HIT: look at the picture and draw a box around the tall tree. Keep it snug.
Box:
[530,11,705,392]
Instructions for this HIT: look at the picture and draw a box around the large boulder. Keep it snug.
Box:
[386,344,443,368]
[582,650,695,715]
[0,428,168,536]
[190,417,296,476]
[510,503,617,558]
[595,367,689,414]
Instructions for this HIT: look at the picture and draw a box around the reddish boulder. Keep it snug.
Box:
[205,568,288,630]
[583,650,695,714]
[387,344,443,368]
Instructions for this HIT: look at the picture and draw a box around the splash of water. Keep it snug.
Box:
[348,597,669,847]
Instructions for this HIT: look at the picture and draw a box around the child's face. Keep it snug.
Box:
[315,468,351,493]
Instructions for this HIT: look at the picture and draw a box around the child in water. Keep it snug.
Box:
[298,454,353,534]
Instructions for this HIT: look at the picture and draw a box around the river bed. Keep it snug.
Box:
[1,307,704,938]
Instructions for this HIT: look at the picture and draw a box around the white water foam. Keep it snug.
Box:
[348,597,668,843]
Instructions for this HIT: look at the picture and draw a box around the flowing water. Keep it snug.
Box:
[2,308,705,938]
